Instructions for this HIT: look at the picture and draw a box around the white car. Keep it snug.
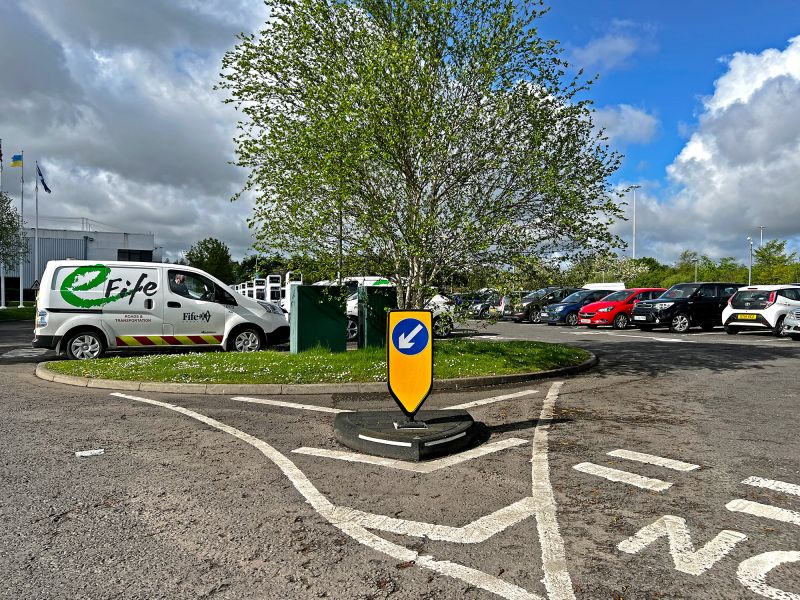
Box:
[346,291,455,340]
[721,284,800,335]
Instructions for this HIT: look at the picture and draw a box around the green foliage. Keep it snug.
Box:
[219,0,624,308]
[753,240,800,284]
[0,191,29,270]
[184,238,235,283]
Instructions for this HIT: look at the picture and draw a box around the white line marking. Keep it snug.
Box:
[75,449,105,458]
[532,382,576,600]
[726,499,800,527]
[357,434,412,447]
[445,389,539,410]
[425,432,467,446]
[573,462,673,491]
[742,476,800,497]
[109,393,543,600]
[608,449,700,472]
[293,437,528,473]
[617,515,747,576]
[570,331,696,343]
[737,551,800,599]
[231,396,350,414]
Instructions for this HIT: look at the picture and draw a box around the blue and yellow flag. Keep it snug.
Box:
[10,154,22,167]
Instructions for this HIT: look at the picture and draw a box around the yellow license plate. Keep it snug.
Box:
[737,314,757,320]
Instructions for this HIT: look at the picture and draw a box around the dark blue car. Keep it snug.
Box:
[541,288,618,326]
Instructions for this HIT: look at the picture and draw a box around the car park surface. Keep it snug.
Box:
[2,318,799,599]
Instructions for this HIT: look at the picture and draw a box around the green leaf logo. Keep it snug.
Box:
[60,265,123,308]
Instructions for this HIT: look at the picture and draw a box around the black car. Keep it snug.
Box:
[512,287,581,323]
[631,282,743,333]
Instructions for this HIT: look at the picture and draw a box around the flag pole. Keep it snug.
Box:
[0,138,5,309]
[18,150,24,308]
[35,161,39,284]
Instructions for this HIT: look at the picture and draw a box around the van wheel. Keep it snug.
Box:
[230,327,262,352]
[346,317,358,342]
[669,313,690,333]
[65,330,106,360]
[612,313,629,330]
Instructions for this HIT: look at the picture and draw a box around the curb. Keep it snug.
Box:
[35,352,597,395]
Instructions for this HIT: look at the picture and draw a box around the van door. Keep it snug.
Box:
[163,269,229,347]
[96,264,164,347]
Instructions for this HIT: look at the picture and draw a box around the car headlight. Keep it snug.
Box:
[654,302,674,310]
[555,306,566,312]
[598,306,614,313]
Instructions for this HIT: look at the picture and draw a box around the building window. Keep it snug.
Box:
[117,249,153,262]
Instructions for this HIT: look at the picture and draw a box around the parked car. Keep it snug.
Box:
[541,288,619,326]
[578,288,666,329]
[513,287,581,323]
[631,282,743,333]
[721,285,800,336]
[469,289,503,319]
[781,308,800,340]
[345,290,455,340]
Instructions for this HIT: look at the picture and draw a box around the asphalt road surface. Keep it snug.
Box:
[1,319,798,599]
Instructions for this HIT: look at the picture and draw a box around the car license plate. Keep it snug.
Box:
[540,312,548,318]
[580,319,590,324]
[737,314,757,320]
[633,315,646,321]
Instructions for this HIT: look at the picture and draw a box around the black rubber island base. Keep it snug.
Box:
[333,409,482,461]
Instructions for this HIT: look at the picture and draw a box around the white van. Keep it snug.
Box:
[32,261,289,359]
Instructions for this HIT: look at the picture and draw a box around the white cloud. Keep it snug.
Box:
[620,36,800,263]
[569,20,656,72]
[594,104,658,144]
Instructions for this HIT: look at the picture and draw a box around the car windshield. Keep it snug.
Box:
[602,290,634,302]
[523,288,551,300]
[562,290,592,303]
[734,290,771,302]
[661,284,701,299]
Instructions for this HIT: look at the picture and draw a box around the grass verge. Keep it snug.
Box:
[0,305,35,321]
[46,339,590,384]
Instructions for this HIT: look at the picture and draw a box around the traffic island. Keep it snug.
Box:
[333,409,482,461]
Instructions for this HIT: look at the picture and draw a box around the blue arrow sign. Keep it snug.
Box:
[391,317,429,356]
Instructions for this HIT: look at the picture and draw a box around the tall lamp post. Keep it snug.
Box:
[747,237,753,285]
[758,225,765,248]
[630,185,641,259]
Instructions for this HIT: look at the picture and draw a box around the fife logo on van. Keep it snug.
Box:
[60,265,158,309]
[183,311,212,323]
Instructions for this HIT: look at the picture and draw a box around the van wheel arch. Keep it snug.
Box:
[62,326,108,359]
[226,323,267,351]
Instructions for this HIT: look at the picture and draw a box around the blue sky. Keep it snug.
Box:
[1,1,798,265]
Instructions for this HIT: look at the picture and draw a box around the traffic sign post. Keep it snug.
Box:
[387,309,433,422]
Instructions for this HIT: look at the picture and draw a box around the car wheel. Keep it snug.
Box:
[230,327,262,352]
[669,313,691,333]
[773,316,786,337]
[346,317,358,342]
[528,309,541,324]
[65,330,106,360]
[433,316,453,338]
[724,325,739,335]
[478,307,489,319]
[565,312,579,327]
[612,313,629,330]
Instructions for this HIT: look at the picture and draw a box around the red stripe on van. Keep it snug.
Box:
[188,335,208,344]
[135,336,156,346]
[163,336,181,345]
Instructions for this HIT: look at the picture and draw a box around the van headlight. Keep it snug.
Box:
[257,301,283,315]
[654,302,674,310]
[37,309,48,327]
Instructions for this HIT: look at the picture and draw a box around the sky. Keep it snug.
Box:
[1,1,799,266]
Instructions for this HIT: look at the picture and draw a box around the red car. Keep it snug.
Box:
[578,288,666,329]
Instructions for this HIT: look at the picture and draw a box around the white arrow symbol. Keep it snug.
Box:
[398,324,423,349]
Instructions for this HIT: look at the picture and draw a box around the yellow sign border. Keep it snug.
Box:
[386,309,433,418]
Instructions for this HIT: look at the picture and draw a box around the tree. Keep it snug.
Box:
[219,0,624,308]
[753,240,798,284]
[0,191,28,270]
[184,238,235,283]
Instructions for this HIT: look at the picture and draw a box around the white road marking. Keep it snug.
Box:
[737,551,800,600]
[726,499,800,527]
[608,449,700,472]
[75,449,105,458]
[571,331,696,343]
[573,462,673,491]
[292,437,528,473]
[110,392,543,600]
[231,396,350,414]
[742,476,800,497]
[531,382,576,600]
[617,515,747,576]
[445,389,539,410]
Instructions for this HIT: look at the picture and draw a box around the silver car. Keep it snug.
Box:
[782,308,800,340]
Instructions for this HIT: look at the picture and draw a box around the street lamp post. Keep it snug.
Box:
[693,259,698,282]
[747,237,753,285]
[758,225,765,248]
[630,185,641,259]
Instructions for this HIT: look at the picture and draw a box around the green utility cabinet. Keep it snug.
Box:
[357,286,397,348]
[290,285,348,353]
